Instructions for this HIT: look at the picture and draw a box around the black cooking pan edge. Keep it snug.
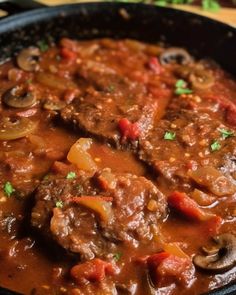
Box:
[0,2,235,295]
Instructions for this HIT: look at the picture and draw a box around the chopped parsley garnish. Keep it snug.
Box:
[175,79,192,95]
[113,252,122,261]
[66,171,77,180]
[3,181,15,197]
[164,131,176,141]
[219,128,234,139]
[55,200,63,208]
[210,140,221,152]
[37,40,49,52]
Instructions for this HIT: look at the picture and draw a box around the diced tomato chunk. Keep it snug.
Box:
[147,57,161,74]
[60,38,78,51]
[147,252,194,287]
[168,191,206,221]
[147,252,171,270]
[60,47,77,61]
[118,118,140,142]
[70,258,116,285]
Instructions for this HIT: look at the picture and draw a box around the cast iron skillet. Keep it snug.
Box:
[0,2,235,295]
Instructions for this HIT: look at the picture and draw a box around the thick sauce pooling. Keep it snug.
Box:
[0,38,235,295]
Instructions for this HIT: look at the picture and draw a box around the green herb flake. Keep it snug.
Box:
[38,40,49,52]
[175,88,193,95]
[55,200,63,208]
[175,79,192,95]
[164,131,176,141]
[66,171,77,180]
[219,128,234,139]
[113,252,122,261]
[175,79,186,88]
[210,140,221,152]
[3,181,15,197]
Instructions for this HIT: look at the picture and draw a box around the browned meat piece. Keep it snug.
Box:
[139,106,236,188]
[60,59,161,149]
[31,169,166,260]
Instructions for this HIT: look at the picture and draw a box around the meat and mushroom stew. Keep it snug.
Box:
[0,37,235,295]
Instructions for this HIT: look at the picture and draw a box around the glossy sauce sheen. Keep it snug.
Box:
[0,38,235,295]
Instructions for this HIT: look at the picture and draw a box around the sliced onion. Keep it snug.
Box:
[70,196,113,224]
[0,117,37,140]
[189,166,236,196]
[67,138,97,172]
[36,72,76,90]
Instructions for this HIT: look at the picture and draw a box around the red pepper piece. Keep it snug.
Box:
[118,118,140,142]
[168,191,206,221]
[70,258,116,285]
[148,57,161,75]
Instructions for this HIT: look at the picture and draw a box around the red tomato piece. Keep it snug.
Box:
[168,191,206,221]
[60,47,77,61]
[118,118,140,142]
[70,258,116,285]
[147,252,194,287]
[147,57,161,74]
[60,38,78,51]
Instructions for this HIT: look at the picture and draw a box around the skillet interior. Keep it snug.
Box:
[0,3,235,295]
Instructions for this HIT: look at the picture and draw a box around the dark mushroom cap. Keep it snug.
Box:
[159,47,193,66]
[193,233,236,273]
[189,69,215,90]
[16,47,40,72]
[3,85,37,109]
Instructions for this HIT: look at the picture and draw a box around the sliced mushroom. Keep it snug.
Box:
[0,117,37,140]
[159,47,192,66]
[17,47,40,72]
[189,69,214,90]
[3,85,36,108]
[175,66,214,90]
[193,233,236,273]
[146,272,157,295]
